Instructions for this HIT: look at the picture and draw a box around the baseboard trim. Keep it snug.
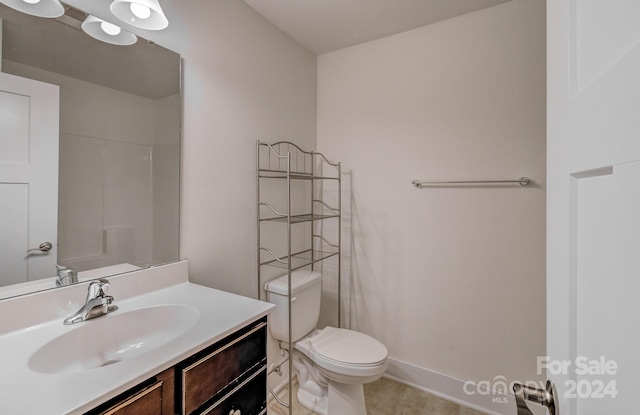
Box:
[384,358,514,415]
[267,357,522,415]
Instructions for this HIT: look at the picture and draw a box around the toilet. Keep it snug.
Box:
[265,270,388,415]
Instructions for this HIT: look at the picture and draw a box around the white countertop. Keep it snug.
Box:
[0,262,274,414]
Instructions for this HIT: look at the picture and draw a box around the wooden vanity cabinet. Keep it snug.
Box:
[84,317,267,415]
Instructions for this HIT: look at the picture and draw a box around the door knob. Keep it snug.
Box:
[27,242,53,253]
[513,380,558,415]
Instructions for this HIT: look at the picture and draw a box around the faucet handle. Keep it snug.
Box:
[56,265,78,287]
[87,278,110,299]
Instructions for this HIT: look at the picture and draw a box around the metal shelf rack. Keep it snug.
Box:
[256,141,341,415]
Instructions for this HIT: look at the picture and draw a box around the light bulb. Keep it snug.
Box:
[130,3,151,19]
[101,21,122,36]
[22,0,41,4]
[111,0,168,30]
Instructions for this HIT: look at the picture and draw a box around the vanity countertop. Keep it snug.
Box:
[0,263,273,414]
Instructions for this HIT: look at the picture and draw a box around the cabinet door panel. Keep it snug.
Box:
[197,368,266,415]
[181,321,266,414]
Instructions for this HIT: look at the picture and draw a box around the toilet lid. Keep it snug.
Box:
[309,327,388,367]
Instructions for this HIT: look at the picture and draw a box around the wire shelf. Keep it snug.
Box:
[258,172,340,181]
[256,140,342,415]
[260,213,340,223]
[260,249,339,271]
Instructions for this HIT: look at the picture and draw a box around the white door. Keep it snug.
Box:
[547,1,640,414]
[0,72,59,286]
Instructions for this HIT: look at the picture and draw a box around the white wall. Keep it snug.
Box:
[135,0,318,298]
[131,2,318,396]
[317,0,546,395]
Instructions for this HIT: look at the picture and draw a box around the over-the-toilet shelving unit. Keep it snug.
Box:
[256,140,341,415]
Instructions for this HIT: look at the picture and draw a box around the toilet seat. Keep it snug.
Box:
[307,327,388,378]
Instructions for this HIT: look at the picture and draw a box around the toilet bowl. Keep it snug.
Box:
[293,327,388,415]
[265,270,388,415]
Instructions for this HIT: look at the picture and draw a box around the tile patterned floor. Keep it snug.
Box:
[268,377,488,415]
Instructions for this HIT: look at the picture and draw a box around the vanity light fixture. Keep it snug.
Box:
[0,0,64,18]
[82,15,137,46]
[110,0,168,31]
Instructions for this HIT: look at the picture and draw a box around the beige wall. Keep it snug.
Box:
[143,0,318,297]
[317,0,546,386]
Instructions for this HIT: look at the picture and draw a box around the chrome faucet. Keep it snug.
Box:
[64,279,118,325]
[56,265,78,287]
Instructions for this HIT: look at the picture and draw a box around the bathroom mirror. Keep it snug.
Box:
[0,4,181,299]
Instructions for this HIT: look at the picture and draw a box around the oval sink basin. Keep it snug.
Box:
[29,304,199,374]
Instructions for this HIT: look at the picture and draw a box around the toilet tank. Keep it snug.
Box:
[264,270,322,343]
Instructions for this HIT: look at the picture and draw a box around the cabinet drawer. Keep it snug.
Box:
[87,368,174,415]
[181,320,267,414]
[195,367,267,415]
[96,381,163,415]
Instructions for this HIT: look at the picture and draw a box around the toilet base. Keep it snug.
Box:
[297,380,367,415]
[290,328,384,415]
[328,382,367,415]
[297,383,328,415]
[294,349,328,415]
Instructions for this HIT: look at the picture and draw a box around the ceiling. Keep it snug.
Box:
[1,0,513,93]
[243,0,513,55]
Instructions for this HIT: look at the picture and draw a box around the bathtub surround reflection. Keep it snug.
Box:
[57,121,180,272]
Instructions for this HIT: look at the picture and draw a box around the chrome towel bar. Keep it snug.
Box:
[411,177,530,187]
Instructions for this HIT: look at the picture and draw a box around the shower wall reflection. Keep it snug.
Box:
[4,61,180,272]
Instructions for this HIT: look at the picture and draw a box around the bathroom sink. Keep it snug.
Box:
[29,304,199,374]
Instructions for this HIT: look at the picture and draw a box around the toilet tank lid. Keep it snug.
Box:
[264,270,322,295]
